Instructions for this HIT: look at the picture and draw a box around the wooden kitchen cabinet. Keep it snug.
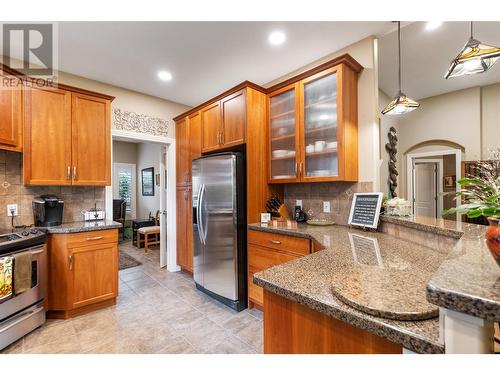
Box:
[71,93,111,185]
[201,101,221,153]
[200,89,247,153]
[189,111,202,163]
[247,229,312,308]
[176,185,193,272]
[24,86,113,186]
[173,82,275,272]
[268,56,362,183]
[0,70,23,152]
[47,229,118,319]
[23,86,72,185]
[220,90,246,147]
[176,117,190,186]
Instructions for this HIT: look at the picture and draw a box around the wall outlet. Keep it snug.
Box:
[7,204,18,217]
[323,201,331,213]
[295,200,302,208]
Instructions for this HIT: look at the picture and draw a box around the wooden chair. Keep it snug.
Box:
[136,211,160,252]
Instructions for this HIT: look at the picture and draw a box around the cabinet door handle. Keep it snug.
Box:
[295,162,298,177]
[73,166,77,179]
[299,162,303,177]
[217,131,220,145]
[86,236,103,241]
[269,240,282,245]
[68,255,73,271]
[220,131,224,145]
[67,166,71,180]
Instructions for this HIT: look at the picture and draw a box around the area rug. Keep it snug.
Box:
[119,251,142,270]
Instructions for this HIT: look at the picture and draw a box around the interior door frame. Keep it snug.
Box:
[106,129,180,272]
[406,149,461,221]
[411,159,442,218]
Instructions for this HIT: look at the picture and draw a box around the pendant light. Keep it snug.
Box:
[381,22,420,115]
[444,22,500,79]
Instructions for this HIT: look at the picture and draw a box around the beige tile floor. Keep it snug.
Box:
[1,240,263,354]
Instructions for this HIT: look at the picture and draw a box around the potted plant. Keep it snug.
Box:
[442,149,500,266]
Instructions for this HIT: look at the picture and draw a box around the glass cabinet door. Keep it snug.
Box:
[302,71,339,179]
[269,88,297,181]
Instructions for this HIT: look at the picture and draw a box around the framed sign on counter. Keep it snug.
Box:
[348,192,383,229]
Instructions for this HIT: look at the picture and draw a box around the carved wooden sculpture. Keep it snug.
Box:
[385,126,398,198]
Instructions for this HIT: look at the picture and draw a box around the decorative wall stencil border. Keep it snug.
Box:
[113,108,171,137]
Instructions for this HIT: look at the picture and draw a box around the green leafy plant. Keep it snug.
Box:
[442,148,500,220]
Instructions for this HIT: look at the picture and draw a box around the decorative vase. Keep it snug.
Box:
[485,217,500,266]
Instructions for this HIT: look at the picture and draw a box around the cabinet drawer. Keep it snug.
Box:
[248,244,300,272]
[248,230,310,256]
[65,229,118,248]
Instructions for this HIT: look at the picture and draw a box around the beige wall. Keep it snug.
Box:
[113,141,138,165]
[136,143,162,219]
[481,82,500,156]
[397,87,481,160]
[265,36,380,186]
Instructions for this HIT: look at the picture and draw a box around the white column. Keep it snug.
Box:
[441,308,494,354]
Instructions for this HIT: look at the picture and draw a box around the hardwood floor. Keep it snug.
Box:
[1,241,263,354]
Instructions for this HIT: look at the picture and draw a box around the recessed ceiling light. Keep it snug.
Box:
[268,31,286,46]
[425,21,443,31]
[157,70,172,82]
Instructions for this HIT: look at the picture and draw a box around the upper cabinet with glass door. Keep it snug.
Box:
[267,56,362,183]
[268,84,299,183]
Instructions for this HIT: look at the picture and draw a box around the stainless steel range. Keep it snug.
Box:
[0,227,47,350]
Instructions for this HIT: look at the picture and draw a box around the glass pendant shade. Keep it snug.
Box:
[444,37,500,79]
[381,22,419,116]
[381,91,420,115]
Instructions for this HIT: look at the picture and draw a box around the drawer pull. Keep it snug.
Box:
[269,240,282,245]
[86,236,103,241]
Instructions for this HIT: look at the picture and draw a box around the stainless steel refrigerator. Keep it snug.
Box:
[192,152,247,311]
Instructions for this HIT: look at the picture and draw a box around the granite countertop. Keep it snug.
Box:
[381,215,500,321]
[426,222,500,321]
[380,215,464,239]
[40,220,122,234]
[250,223,447,354]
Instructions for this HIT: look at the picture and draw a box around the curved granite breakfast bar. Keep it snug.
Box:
[251,217,500,354]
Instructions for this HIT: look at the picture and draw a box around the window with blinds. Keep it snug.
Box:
[118,170,132,211]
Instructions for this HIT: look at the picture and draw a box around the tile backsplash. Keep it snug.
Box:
[283,181,374,225]
[0,150,105,229]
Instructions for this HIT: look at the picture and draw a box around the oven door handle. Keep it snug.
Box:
[0,306,44,334]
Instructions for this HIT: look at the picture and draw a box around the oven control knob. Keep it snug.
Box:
[30,228,38,235]
[21,230,29,236]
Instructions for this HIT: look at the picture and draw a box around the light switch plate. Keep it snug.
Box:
[323,201,331,213]
[7,204,18,216]
[296,200,302,208]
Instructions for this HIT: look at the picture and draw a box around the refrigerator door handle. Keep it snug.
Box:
[197,184,206,245]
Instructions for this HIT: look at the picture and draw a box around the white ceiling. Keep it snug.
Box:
[378,21,500,100]
[3,22,394,106]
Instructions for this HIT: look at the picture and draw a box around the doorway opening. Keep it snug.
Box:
[106,129,178,272]
[406,149,461,220]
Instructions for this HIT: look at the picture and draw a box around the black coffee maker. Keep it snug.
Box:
[32,195,64,227]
